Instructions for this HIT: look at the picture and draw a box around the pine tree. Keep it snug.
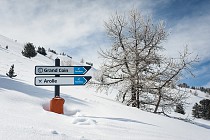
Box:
[37,46,47,56]
[42,47,47,56]
[48,48,57,54]
[80,58,84,64]
[192,99,210,120]
[37,47,42,54]
[199,99,210,119]
[22,43,37,58]
[192,103,200,118]
[6,64,17,78]
[175,104,185,115]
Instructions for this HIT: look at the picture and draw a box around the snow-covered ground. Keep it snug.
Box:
[0,35,210,140]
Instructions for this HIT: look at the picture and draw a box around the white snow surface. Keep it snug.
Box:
[0,35,210,140]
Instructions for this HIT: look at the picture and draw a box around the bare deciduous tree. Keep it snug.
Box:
[150,48,198,113]
[92,9,198,112]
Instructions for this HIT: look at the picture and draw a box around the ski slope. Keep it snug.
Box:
[0,35,210,140]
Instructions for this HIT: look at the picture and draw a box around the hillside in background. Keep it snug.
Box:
[0,34,210,140]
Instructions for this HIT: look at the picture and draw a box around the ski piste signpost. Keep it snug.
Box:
[34,58,92,114]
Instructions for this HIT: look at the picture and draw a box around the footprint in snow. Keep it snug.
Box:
[64,108,80,116]
[51,130,59,135]
[72,117,97,125]
[74,112,84,117]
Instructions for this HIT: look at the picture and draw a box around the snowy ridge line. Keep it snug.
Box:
[0,34,17,42]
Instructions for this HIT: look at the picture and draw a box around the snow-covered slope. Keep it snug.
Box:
[0,35,210,140]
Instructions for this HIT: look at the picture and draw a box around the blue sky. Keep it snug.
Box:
[0,0,210,87]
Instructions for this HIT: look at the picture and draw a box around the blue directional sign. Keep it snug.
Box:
[35,66,91,75]
[74,76,92,85]
[74,67,89,75]
[35,76,92,86]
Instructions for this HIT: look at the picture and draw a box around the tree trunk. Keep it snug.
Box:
[154,89,162,113]
[131,85,137,107]
[136,89,140,109]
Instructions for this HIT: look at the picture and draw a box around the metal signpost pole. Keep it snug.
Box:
[50,58,64,114]
[55,58,60,97]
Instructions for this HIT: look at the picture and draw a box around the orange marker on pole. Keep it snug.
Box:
[50,96,65,114]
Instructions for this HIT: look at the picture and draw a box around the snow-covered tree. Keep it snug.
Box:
[6,64,17,78]
[22,43,37,58]
[93,10,166,108]
[93,9,198,111]
[149,48,197,113]
[175,104,185,115]
[192,99,210,120]
[37,46,47,56]
[192,103,201,118]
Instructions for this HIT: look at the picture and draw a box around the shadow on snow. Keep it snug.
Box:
[0,74,87,106]
[84,115,158,127]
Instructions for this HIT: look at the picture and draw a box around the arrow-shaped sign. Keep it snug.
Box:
[74,76,92,85]
[35,76,92,86]
[74,66,89,75]
[35,66,91,75]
